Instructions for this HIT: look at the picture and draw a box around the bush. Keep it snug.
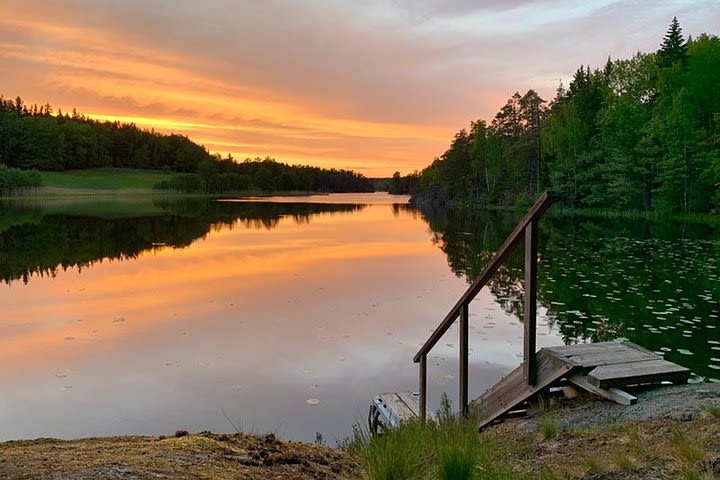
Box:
[0,163,43,194]
[154,173,206,193]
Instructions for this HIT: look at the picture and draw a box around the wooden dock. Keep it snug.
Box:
[472,341,691,428]
[369,391,434,433]
[405,193,693,431]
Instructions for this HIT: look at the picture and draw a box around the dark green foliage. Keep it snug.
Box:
[418,204,720,380]
[0,163,43,194]
[658,17,688,68]
[386,171,420,194]
[154,174,207,193]
[415,19,720,214]
[0,97,208,173]
[0,98,374,194]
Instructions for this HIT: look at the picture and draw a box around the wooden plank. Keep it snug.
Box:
[474,349,575,429]
[395,392,420,414]
[382,393,416,422]
[545,342,630,358]
[567,349,658,368]
[588,359,691,389]
[523,219,538,386]
[568,375,637,405]
[414,192,557,362]
[396,392,434,421]
[621,341,658,357]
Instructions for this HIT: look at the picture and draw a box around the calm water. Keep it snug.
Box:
[0,194,718,442]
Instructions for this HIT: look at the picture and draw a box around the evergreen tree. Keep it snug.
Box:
[658,17,688,68]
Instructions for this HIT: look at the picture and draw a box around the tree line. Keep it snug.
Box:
[0,98,373,193]
[407,18,720,213]
[154,156,374,193]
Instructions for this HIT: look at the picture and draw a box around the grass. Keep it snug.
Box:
[705,405,720,417]
[346,396,520,480]
[671,426,707,466]
[0,432,356,480]
[39,168,171,190]
[539,416,557,439]
[581,455,605,475]
[2,410,719,480]
[551,206,720,224]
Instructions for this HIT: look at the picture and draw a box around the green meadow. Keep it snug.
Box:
[38,168,170,191]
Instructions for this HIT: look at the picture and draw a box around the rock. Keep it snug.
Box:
[409,185,455,209]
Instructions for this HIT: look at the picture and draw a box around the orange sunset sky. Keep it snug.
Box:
[2,0,719,176]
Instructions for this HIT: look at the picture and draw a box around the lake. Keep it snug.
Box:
[0,194,718,443]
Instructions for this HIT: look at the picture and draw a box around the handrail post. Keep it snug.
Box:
[459,302,469,416]
[419,354,427,421]
[413,192,556,417]
[523,218,538,386]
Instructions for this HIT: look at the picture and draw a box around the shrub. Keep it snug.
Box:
[154,173,206,192]
[0,163,43,194]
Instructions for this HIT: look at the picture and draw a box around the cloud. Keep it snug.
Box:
[0,0,718,175]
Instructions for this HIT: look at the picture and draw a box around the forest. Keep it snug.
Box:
[406,19,720,213]
[0,98,373,194]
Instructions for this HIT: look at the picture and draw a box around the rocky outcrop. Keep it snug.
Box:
[408,185,456,209]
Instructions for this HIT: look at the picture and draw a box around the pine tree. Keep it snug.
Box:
[658,17,688,68]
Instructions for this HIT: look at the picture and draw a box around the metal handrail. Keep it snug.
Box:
[414,191,558,419]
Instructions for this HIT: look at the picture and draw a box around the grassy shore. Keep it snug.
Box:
[0,431,357,480]
[38,168,171,191]
[7,168,322,198]
[3,386,718,479]
[1,411,717,479]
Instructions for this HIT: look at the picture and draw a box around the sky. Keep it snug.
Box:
[1,1,719,176]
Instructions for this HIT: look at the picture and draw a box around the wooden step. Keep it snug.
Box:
[473,349,576,429]
[471,341,692,428]
[587,358,691,388]
[544,341,659,368]
[373,391,434,428]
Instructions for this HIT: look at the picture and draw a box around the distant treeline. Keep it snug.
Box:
[0,98,373,193]
[373,172,420,195]
[405,18,720,213]
[155,157,374,193]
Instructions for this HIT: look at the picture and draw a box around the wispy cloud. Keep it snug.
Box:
[1,0,717,175]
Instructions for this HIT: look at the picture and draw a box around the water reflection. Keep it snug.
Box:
[0,198,365,284]
[418,206,720,381]
[2,195,718,443]
[3,194,507,442]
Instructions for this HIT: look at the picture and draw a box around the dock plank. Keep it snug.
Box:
[473,350,576,429]
[545,342,629,357]
[568,375,637,405]
[588,359,691,388]
[566,349,659,368]
[396,392,434,420]
[383,393,416,422]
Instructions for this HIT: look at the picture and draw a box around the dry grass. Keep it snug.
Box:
[1,409,718,479]
[488,415,720,479]
[0,432,357,480]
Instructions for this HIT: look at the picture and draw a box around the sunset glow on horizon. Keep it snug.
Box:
[2,0,718,176]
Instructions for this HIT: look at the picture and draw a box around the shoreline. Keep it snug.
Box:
[2,383,718,479]
[0,188,337,200]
